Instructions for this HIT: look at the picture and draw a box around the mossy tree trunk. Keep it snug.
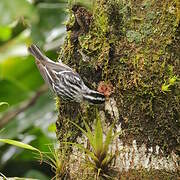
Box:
[56,0,179,179]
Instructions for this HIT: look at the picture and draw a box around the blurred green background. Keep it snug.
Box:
[0,0,69,179]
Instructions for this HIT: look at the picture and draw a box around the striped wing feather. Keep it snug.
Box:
[52,70,84,102]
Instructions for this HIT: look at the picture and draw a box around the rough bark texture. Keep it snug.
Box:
[56,0,179,179]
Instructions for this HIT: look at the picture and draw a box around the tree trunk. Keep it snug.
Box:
[56,0,179,179]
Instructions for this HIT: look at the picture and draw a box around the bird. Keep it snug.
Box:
[28,44,105,104]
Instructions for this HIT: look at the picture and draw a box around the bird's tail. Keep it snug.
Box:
[83,89,105,104]
[28,44,49,62]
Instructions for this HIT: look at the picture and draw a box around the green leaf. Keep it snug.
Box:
[101,154,114,167]
[0,138,42,160]
[69,120,88,138]
[0,102,9,111]
[0,26,12,41]
[94,112,103,155]
[82,118,95,149]
[70,118,96,151]
[64,142,99,163]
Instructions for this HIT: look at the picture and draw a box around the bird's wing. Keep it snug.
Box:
[52,70,85,102]
[43,60,73,72]
[35,60,55,90]
[54,70,84,87]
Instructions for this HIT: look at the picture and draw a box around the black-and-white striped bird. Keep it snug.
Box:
[28,44,105,104]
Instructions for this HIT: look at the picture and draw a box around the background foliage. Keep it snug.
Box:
[0,0,69,178]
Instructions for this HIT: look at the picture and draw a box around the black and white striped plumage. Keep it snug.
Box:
[28,44,105,104]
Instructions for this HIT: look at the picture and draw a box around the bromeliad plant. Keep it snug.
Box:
[69,111,120,178]
[42,146,70,180]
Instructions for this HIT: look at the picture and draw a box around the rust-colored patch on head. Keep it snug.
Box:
[97,81,114,97]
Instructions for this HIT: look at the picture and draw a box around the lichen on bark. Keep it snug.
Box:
[55,0,179,178]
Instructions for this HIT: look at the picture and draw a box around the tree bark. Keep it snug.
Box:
[56,0,179,179]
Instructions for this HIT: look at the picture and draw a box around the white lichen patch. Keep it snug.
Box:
[105,97,120,120]
[69,138,178,175]
[113,139,178,172]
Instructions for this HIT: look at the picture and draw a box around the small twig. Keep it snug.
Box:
[0,84,48,129]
